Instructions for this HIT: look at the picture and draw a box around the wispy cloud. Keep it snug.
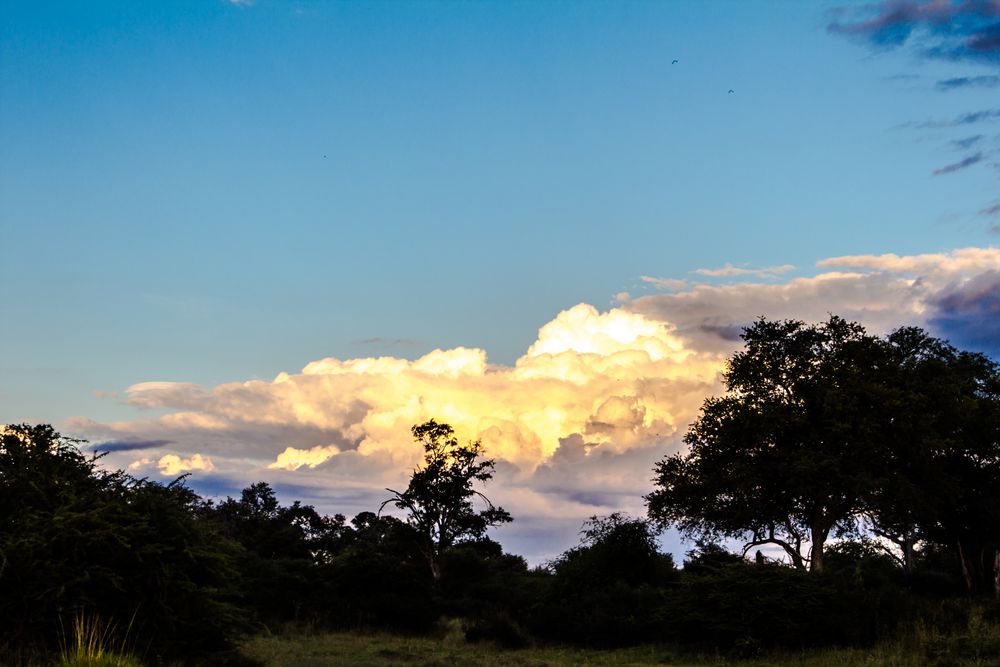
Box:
[933,151,985,175]
[828,1,1000,64]
[937,75,1000,90]
[950,134,985,150]
[692,263,796,278]
[640,276,689,291]
[981,202,1000,216]
[919,108,1000,128]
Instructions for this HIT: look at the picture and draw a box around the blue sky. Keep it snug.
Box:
[2,1,999,563]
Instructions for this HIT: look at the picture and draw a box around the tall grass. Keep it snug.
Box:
[57,612,143,667]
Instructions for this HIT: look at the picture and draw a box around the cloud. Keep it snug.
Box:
[269,444,341,471]
[692,263,796,278]
[981,202,1000,215]
[828,1,1000,64]
[929,270,1000,356]
[67,247,1000,563]
[937,75,1000,89]
[640,276,689,291]
[132,453,216,476]
[92,438,172,453]
[950,134,985,150]
[817,247,1000,273]
[920,108,1000,128]
[933,151,985,174]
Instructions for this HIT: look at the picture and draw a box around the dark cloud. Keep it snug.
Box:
[695,322,746,342]
[982,202,1000,215]
[950,134,985,149]
[828,1,1000,64]
[928,271,1000,358]
[933,151,984,174]
[937,74,1000,89]
[91,438,173,453]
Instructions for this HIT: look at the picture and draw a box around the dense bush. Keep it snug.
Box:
[0,425,248,665]
[527,514,678,647]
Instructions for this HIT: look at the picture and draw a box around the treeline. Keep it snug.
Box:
[2,316,999,665]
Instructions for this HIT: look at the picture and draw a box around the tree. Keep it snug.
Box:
[914,349,1000,595]
[0,424,246,662]
[646,316,888,573]
[381,420,512,581]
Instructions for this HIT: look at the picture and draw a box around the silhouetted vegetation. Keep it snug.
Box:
[2,317,999,665]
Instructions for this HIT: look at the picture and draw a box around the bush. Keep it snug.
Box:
[0,425,248,665]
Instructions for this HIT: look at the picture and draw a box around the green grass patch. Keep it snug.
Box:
[238,632,907,667]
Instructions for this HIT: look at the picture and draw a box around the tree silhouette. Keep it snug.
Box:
[646,316,888,573]
[381,420,512,581]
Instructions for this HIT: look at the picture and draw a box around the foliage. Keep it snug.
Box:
[0,424,248,665]
[324,511,436,632]
[647,316,1000,588]
[528,514,676,647]
[381,420,512,581]
[209,482,348,627]
[647,316,890,573]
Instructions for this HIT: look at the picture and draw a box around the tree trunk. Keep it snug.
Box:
[958,540,975,593]
[902,530,915,577]
[993,549,1000,600]
[810,525,826,574]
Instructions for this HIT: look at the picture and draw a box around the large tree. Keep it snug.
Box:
[382,420,512,581]
[646,316,888,573]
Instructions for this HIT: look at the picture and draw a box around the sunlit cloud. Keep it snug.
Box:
[67,247,1000,562]
[126,454,215,477]
[270,444,342,471]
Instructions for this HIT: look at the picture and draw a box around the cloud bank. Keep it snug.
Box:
[67,247,1000,562]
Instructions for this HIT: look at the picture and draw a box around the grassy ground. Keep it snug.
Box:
[239,627,980,667]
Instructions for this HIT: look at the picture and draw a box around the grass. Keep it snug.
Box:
[240,614,1000,667]
[56,612,143,667]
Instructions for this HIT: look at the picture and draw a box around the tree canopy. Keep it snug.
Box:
[646,315,1000,584]
[647,316,890,572]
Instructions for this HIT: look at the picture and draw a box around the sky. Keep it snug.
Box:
[2,0,1000,564]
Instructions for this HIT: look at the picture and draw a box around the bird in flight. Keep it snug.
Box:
[671,59,678,64]
[728,89,734,94]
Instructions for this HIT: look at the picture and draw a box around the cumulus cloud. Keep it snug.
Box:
[68,247,1000,563]
[129,453,216,476]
